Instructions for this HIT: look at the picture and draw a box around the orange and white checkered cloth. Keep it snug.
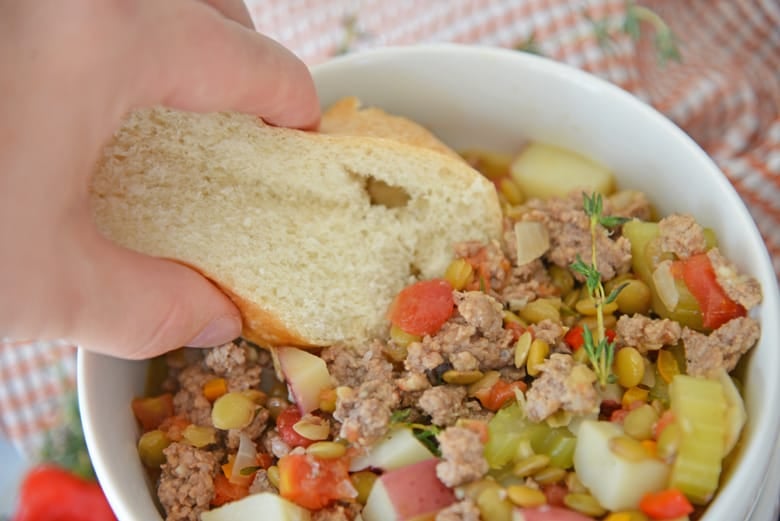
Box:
[1,0,778,457]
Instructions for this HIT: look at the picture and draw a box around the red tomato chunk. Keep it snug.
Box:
[388,279,455,336]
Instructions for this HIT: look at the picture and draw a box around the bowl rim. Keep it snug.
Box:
[79,43,780,521]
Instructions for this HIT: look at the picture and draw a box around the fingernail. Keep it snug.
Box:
[186,315,242,347]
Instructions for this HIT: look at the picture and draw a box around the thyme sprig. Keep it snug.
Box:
[570,193,628,387]
[588,0,681,65]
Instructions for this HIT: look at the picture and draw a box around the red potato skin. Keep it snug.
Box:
[515,506,594,521]
[378,458,456,520]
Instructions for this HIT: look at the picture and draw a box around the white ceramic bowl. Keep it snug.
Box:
[79,44,780,521]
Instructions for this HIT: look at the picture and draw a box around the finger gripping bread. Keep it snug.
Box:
[90,100,502,348]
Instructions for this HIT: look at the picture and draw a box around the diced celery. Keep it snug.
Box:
[541,430,577,470]
[622,221,704,331]
[484,403,527,469]
[669,375,727,505]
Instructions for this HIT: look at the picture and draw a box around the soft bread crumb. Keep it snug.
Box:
[90,104,501,347]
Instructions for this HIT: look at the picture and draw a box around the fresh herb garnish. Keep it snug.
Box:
[587,0,681,65]
[240,465,261,476]
[570,192,628,387]
[514,32,544,56]
[390,408,442,456]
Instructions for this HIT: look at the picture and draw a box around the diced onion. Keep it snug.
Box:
[514,221,550,266]
[652,261,679,312]
[230,433,258,485]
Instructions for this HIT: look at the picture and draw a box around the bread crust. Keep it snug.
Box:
[319,97,464,160]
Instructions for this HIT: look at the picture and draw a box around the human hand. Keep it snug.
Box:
[0,0,320,359]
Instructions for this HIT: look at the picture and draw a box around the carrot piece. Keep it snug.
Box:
[653,410,676,440]
[639,489,694,519]
[131,394,174,431]
[203,378,228,402]
[476,380,527,411]
[211,474,249,507]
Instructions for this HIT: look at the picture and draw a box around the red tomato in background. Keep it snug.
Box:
[676,253,745,330]
[275,407,314,448]
[14,465,117,521]
[278,453,356,510]
[388,279,454,336]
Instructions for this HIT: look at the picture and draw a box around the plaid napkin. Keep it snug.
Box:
[1,0,777,457]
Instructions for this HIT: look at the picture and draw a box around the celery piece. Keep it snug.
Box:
[540,429,577,470]
[519,423,552,453]
[669,374,727,505]
[622,221,704,331]
[484,403,527,469]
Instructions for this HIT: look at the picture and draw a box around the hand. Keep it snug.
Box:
[0,0,320,359]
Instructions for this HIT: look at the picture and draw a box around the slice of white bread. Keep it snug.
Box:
[90,102,502,348]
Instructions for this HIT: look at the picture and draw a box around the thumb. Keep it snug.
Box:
[68,228,242,360]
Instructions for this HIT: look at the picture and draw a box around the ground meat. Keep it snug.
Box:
[521,194,632,282]
[530,319,565,348]
[261,428,291,459]
[312,503,362,521]
[706,248,762,309]
[418,385,482,427]
[333,381,396,447]
[683,317,761,377]
[158,443,218,521]
[435,499,481,521]
[408,318,516,374]
[436,427,489,487]
[501,259,556,308]
[616,314,682,354]
[225,407,270,450]
[396,372,432,393]
[204,342,246,375]
[454,291,505,341]
[248,468,278,494]
[454,240,510,292]
[321,340,394,389]
[172,365,214,427]
[657,213,707,259]
[525,354,600,422]
[450,351,480,372]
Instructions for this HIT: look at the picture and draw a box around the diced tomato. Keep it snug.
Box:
[256,452,274,470]
[639,489,694,519]
[675,253,746,330]
[388,279,455,336]
[278,453,356,510]
[275,407,314,448]
[211,474,249,507]
[475,380,527,411]
[131,393,174,431]
[564,326,615,351]
[564,326,585,350]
